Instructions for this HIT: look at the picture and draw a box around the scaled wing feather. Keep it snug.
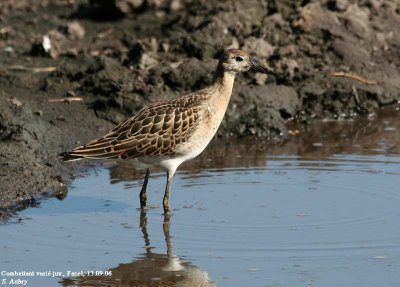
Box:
[63,92,209,161]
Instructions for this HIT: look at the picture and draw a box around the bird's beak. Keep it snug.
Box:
[250,58,283,79]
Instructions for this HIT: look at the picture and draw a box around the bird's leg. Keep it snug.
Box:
[163,171,173,214]
[140,169,150,209]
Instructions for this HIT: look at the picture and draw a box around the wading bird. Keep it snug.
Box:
[60,49,282,213]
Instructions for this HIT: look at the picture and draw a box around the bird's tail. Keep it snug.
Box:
[58,136,123,162]
[58,151,85,162]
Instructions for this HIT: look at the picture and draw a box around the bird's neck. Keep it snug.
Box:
[211,64,235,102]
[206,64,235,129]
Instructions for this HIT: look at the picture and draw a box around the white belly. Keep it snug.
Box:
[130,146,204,176]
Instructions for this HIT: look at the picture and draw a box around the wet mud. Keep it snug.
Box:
[1,0,400,214]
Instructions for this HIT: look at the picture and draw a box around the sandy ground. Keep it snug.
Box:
[1,0,399,218]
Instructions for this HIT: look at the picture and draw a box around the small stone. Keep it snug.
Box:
[65,21,85,39]
[384,127,396,132]
[116,0,144,13]
[42,35,51,53]
[155,11,165,18]
[91,50,100,57]
[66,90,76,97]
[288,130,301,136]
[4,46,14,53]
[139,53,158,70]
[170,0,183,11]
[34,110,43,116]
[254,73,267,85]
[149,37,158,53]
[35,30,68,58]
[161,42,170,52]
[7,97,22,107]
[65,47,79,57]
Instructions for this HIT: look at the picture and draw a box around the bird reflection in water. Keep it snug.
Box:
[60,211,215,287]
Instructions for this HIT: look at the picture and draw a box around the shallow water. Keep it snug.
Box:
[2,112,400,287]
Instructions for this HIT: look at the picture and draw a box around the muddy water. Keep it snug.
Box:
[2,112,400,287]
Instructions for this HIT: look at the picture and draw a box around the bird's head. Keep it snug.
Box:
[219,49,282,79]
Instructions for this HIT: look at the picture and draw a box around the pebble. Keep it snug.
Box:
[4,46,14,53]
[7,97,22,107]
[66,21,85,39]
[116,0,144,13]
[384,127,396,132]
[34,110,43,116]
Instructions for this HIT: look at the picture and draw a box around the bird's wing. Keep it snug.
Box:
[61,93,208,160]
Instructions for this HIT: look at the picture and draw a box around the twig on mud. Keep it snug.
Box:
[7,65,29,71]
[351,86,361,106]
[331,71,378,85]
[32,160,43,168]
[32,67,57,73]
[48,97,83,103]
[7,65,57,73]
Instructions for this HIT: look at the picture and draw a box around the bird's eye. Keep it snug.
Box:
[235,56,243,62]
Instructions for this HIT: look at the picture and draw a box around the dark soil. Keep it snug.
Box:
[1,0,400,218]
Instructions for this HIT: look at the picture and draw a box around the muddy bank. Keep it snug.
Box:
[1,0,400,215]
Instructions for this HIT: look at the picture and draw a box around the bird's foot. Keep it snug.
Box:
[163,197,170,214]
[140,192,147,209]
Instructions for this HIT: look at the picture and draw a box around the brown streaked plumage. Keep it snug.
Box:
[60,49,283,213]
[62,93,208,161]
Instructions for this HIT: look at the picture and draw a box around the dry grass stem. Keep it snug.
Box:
[48,97,83,103]
[331,71,378,85]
